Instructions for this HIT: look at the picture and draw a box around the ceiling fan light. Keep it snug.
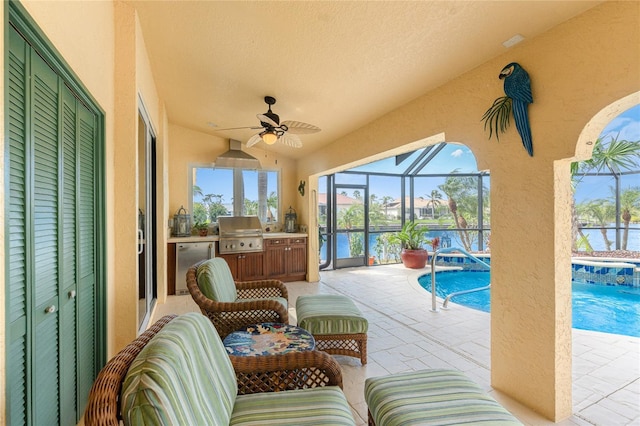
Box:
[260,130,278,145]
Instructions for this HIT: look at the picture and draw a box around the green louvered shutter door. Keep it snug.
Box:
[30,46,62,426]
[76,97,97,412]
[6,24,30,426]
[59,84,78,425]
[6,23,100,425]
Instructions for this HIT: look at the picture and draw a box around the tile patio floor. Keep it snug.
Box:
[152,264,640,426]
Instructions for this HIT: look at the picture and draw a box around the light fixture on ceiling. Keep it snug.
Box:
[502,34,525,48]
[260,129,278,145]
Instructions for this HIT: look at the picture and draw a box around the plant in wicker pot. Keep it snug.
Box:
[390,222,430,269]
[193,222,209,237]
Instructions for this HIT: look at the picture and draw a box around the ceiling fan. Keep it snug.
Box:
[219,96,321,148]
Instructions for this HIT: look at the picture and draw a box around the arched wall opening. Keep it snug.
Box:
[312,138,488,271]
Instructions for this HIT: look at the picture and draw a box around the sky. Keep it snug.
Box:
[599,104,640,142]
[573,104,640,203]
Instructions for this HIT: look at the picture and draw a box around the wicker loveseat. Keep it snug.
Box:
[187,258,289,338]
[85,313,355,425]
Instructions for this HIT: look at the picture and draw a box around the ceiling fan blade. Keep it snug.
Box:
[215,125,263,131]
[281,120,321,134]
[246,133,262,148]
[279,132,303,148]
[257,113,279,128]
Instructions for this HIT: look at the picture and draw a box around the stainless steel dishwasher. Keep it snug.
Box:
[175,241,215,295]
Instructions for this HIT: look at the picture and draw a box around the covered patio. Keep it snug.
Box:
[154,264,640,426]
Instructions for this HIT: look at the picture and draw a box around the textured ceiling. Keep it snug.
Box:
[128,1,601,160]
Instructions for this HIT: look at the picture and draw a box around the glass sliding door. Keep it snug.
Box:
[137,105,157,331]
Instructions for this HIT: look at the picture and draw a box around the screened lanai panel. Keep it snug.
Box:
[413,176,448,220]
[368,175,400,227]
[334,186,366,268]
[335,172,366,185]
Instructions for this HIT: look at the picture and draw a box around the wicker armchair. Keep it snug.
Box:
[186,258,289,338]
[84,314,345,426]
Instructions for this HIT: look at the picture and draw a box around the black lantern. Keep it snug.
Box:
[285,206,297,233]
[172,205,191,237]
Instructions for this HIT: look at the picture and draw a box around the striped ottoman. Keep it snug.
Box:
[296,294,368,365]
[365,369,523,425]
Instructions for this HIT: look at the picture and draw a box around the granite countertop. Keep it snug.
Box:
[167,232,307,243]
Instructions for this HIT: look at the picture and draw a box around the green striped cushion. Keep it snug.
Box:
[121,313,238,426]
[296,295,368,335]
[197,258,238,302]
[230,386,356,425]
[365,369,523,426]
[241,296,288,310]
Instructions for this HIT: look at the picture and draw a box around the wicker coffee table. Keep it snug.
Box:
[223,322,315,356]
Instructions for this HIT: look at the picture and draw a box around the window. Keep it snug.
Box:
[190,165,279,224]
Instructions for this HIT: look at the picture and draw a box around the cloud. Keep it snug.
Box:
[450,149,464,158]
[600,104,640,141]
[601,120,640,142]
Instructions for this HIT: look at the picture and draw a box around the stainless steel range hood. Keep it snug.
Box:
[215,139,261,169]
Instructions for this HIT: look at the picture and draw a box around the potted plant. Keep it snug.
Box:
[390,222,430,269]
[193,222,209,237]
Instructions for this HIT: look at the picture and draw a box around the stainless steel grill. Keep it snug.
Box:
[218,216,264,254]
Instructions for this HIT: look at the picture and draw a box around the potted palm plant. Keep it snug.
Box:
[390,222,430,269]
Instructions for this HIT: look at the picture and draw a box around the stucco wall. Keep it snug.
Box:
[297,1,639,420]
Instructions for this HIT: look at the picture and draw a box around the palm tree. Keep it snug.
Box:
[426,190,443,219]
[579,200,616,250]
[267,191,278,222]
[615,186,640,250]
[438,173,480,251]
[204,193,228,222]
[368,198,387,230]
[381,196,394,219]
[244,198,258,215]
[571,135,640,251]
[337,203,364,256]
[572,136,640,177]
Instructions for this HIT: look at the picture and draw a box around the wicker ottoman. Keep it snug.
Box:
[296,294,368,365]
[365,369,523,426]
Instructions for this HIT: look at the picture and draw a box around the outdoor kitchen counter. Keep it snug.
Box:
[167,233,308,292]
[263,232,307,239]
[168,236,220,243]
[167,233,307,243]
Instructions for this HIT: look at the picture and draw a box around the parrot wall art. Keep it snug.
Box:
[482,62,534,156]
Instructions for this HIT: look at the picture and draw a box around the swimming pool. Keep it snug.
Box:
[419,271,640,337]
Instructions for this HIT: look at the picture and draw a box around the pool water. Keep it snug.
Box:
[419,271,640,337]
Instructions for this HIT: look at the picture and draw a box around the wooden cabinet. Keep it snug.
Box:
[218,251,266,281]
[167,243,176,295]
[212,237,307,283]
[265,237,307,282]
